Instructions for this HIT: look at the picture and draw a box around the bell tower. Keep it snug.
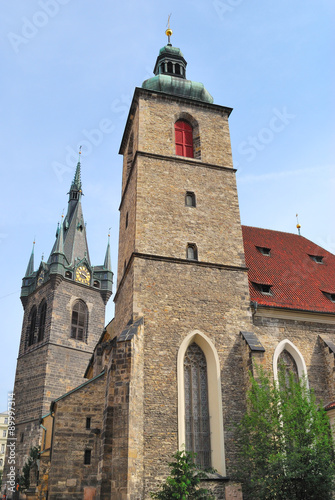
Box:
[12,156,113,472]
[101,30,253,497]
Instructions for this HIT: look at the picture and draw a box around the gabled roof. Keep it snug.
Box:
[242,226,335,314]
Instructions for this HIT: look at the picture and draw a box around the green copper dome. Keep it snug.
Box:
[142,44,214,104]
[142,74,213,104]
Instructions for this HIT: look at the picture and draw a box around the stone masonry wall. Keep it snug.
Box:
[11,276,106,480]
[132,258,252,496]
[135,154,245,267]
[47,373,106,499]
[137,91,234,168]
[252,314,335,404]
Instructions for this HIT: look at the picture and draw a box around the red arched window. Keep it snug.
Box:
[175,120,194,158]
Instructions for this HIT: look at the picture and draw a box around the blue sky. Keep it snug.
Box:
[1,0,334,411]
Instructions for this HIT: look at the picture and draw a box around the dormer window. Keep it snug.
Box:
[322,292,335,303]
[253,283,272,296]
[256,246,271,256]
[309,255,323,264]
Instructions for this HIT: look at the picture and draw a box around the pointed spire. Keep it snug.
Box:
[54,215,65,254]
[25,240,35,277]
[104,230,112,271]
[68,147,83,202]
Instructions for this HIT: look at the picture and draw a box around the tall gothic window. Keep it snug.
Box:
[71,300,88,341]
[175,120,194,158]
[278,349,299,385]
[28,306,37,346]
[38,300,47,342]
[184,343,211,467]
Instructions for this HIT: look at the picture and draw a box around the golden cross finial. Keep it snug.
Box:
[165,13,173,44]
[296,213,301,235]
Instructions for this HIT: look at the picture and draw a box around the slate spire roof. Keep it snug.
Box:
[25,241,35,277]
[49,158,90,266]
[104,233,112,271]
[242,225,335,314]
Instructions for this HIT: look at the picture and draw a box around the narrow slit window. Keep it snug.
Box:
[84,449,91,465]
[187,244,198,261]
[185,192,196,207]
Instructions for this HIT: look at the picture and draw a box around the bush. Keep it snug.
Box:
[234,366,335,499]
[151,450,214,499]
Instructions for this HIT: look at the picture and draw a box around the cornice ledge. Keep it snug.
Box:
[254,305,335,324]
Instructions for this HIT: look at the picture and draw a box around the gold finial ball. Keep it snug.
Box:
[296,224,301,229]
[165,28,173,37]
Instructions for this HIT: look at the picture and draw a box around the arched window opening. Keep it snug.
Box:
[273,339,309,388]
[167,61,173,73]
[187,244,198,261]
[184,343,211,467]
[278,349,299,385]
[160,63,165,74]
[175,64,181,75]
[28,307,37,346]
[185,191,196,207]
[175,120,194,158]
[71,300,88,342]
[65,271,72,279]
[38,301,47,342]
[93,280,100,288]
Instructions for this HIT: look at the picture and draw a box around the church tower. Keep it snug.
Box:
[99,30,253,498]
[13,157,113,471]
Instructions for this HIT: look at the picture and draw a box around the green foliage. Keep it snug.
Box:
[234,366,335,499]
[151,450,214,499]
[19,446,40,491]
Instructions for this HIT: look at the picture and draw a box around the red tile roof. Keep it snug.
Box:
[242,226,335,314]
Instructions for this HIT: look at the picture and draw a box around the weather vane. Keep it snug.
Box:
[165,13,172,45]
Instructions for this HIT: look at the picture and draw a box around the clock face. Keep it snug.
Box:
[37,270,45,287]
[75,265,90,285]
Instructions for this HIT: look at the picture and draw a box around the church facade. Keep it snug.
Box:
[4,35,335,500]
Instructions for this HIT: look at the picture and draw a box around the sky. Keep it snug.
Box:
[1,0,334,412]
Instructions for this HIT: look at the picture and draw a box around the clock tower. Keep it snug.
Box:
[12,158,113,472]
